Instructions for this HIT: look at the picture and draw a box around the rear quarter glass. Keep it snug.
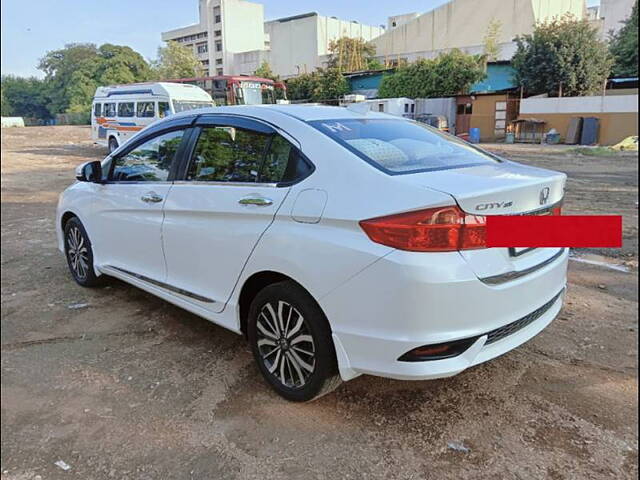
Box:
[309,118,501,175]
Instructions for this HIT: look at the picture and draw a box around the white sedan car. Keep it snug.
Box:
[57,105,568,401]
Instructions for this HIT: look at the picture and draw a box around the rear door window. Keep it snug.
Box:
[310,118,499,175]
[261,135,312,184]
[117,102,134,118]
[187,127,269,183]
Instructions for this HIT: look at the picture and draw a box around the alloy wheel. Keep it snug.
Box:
[67,226,89,280]
[256,300,316,389]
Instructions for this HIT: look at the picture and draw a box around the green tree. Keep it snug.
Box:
[38,43,99,114]
[327,37,377,72]
[0,75,52,119]
[366,58,385,71]
[253,61,279,81]
[152,41,202,80]
[284,68,350,102]
[97,44,153,85]
[38,42,152,114]
[512,15,613,96]
[285,72,318,101]
[311,68,350,101]
[377,50,486,98]
[609,0,638,77]
[483,18,503,63]
[1,84,13,116]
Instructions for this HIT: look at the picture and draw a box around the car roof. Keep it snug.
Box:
[167,104,394,124]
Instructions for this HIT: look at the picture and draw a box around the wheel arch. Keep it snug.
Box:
[237,270,328,338]
[59,210,92,253]
[60,210,78,231]
[108,134,119,150]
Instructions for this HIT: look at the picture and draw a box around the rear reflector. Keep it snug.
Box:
[359,205,487,252]
[398,338,478,362]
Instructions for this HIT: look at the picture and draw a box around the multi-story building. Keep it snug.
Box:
[161,0,267,77]
[162,0,384,78]
[163,0,636,81]
[586,0,635,40]
[600,0,636,36]
[387,13,420,30]
[370,0,589,65]
[235,12,384,78]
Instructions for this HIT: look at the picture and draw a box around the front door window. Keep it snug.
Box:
[111,130,185,182]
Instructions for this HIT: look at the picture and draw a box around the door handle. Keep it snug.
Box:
[141,192,163,203]
[238,196,273,206]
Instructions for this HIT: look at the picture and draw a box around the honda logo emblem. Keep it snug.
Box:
[539,187,550,205]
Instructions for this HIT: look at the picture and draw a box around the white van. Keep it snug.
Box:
[91,82,214,152]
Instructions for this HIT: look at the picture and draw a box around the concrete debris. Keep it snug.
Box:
[447,442,471,453]
[54,460,71,471]
[67,302,89,310]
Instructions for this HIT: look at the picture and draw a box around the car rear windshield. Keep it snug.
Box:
[309,118,500,175]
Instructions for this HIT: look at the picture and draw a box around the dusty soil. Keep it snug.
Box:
[1,126,638,480]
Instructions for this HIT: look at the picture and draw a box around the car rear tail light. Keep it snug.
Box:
[360,203,563,252]
[359,205,487,252]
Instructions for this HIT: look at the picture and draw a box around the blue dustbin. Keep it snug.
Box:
[469,128,481,144]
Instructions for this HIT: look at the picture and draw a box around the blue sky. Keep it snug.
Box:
[1,0,601,78]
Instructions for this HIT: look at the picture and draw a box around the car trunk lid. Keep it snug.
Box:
[401,161,566,216]
[399,161,567,280]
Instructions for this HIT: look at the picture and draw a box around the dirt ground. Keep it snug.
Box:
[1,126,638,480]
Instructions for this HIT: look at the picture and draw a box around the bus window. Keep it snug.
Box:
[104,103,116,117]
[93,103,102,117]
[137,101,155,118]
[118,102,135,117]
[158,102,171,118]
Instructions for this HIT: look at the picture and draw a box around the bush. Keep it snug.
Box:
[377,50,486,98]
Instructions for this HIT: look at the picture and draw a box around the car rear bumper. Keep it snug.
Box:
[321,248,568,381]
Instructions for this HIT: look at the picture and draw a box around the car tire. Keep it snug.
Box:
[108,137,118,153]
[248,280,342,402]
[63,217,102,287]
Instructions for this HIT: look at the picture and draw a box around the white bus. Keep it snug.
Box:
[91,82,214,152]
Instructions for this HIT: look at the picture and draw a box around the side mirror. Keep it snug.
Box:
[75,161,103,183]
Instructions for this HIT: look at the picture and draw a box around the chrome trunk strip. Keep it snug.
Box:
[107,266,215,303]
[479,248,566,286]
